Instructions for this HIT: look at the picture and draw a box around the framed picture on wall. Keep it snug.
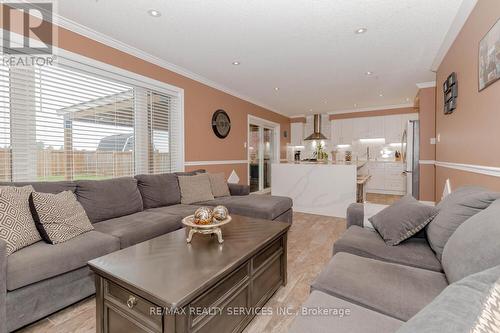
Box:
[479,18,500,91]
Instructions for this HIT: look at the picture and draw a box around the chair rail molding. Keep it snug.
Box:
[185,160,248,166]
[434,161,500,178]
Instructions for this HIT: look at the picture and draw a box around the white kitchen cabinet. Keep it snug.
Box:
[304,115,314,140]
[331,120,341,146]
[366,161,406,195]
[339,119,354,144]
[366,162,385,191]
[384,115,402,144]
[321,114,330,140]
[290,122,304,146]
[352,117,369,140]
[369,116,385,139]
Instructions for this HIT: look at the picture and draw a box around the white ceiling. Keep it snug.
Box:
[57,0,470,117]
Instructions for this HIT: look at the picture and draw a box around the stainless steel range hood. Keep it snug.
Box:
[304,114,328,140]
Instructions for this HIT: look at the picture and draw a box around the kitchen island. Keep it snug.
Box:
[271,162,358,218]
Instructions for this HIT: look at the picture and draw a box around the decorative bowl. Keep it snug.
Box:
[182,215,232,229]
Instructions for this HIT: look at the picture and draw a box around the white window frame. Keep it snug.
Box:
[1,32,185,175]
[56,48,185,173]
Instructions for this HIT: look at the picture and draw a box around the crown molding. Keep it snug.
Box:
[49,13,286,117]
[327,103,414,115]
[416,81,436,89]
[431,0,478,71]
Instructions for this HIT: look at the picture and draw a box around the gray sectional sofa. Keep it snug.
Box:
[0,172,293,332]
[290,186,500,333]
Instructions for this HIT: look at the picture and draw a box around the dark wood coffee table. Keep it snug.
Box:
[88,215,290,333]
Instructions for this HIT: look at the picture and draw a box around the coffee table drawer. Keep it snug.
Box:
[105,302,156,333]
[253,238,283,272]
[252,254,284,306]
[105,281,162,331]
[190,263,249,324]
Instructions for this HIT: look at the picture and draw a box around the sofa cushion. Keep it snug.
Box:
[196,195,293,221]
[289,291,403,333]
[369,196,438,246]
[178,174,214,204]
[6,230,119,291]
[311,252,448,321]
[396,265,500,333]
[442,199,500,284]
[334,226,442,272]
[135,173,181,209]
[76,177,143,223]
[92,210,182,248]
[147,204,202,218]
[207,173,230,198]
[0,186,41,255]
[29,191,94,245]
[0,181,76,194]
[426,186,500,260]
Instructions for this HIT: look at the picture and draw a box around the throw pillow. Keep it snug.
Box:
[0,185,41,255]
[397,265,500,333]
[29,190,94,244]
[426,186,500,260]
[471,278,500,333]
[442,199,500,284]
[208,173,230,197]
[178,173,214,204]
[369,195,438,246]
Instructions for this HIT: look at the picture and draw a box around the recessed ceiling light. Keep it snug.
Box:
[355,28,367,34]
[309,109,313,112]
[232,61,240,65]
[147,9,161,17]
[379,93,384,97]
[274,87,279,91]
[365,71,373,76]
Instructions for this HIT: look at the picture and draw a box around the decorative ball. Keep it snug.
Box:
[212,205,229,222]
[194,207,213,225]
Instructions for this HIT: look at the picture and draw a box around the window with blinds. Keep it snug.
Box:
[0,62,181,182]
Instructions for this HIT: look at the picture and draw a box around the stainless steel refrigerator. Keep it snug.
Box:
[402,120,420,199]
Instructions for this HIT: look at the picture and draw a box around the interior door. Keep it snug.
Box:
[248,124,275,193]
[249,124,260,193]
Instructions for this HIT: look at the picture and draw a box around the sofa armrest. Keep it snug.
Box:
[346,203,364,229]
[0,239,6,333]
[228,183,250,196]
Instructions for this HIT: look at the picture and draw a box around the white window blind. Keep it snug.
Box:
[0,61,182,182]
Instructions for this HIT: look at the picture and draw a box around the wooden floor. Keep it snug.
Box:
[16,194,397,333]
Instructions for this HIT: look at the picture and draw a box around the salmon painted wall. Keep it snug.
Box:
[0,7,291,185]
[435,0,500,197]
[417,87,436,202]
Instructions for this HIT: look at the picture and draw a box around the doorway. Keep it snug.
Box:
[248,116,280,193]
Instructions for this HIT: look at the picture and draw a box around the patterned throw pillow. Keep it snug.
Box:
[0,185,41,255]
[29,190,94,244]
[471,278,500,333]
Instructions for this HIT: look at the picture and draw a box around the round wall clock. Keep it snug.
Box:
[212,109,231,139]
